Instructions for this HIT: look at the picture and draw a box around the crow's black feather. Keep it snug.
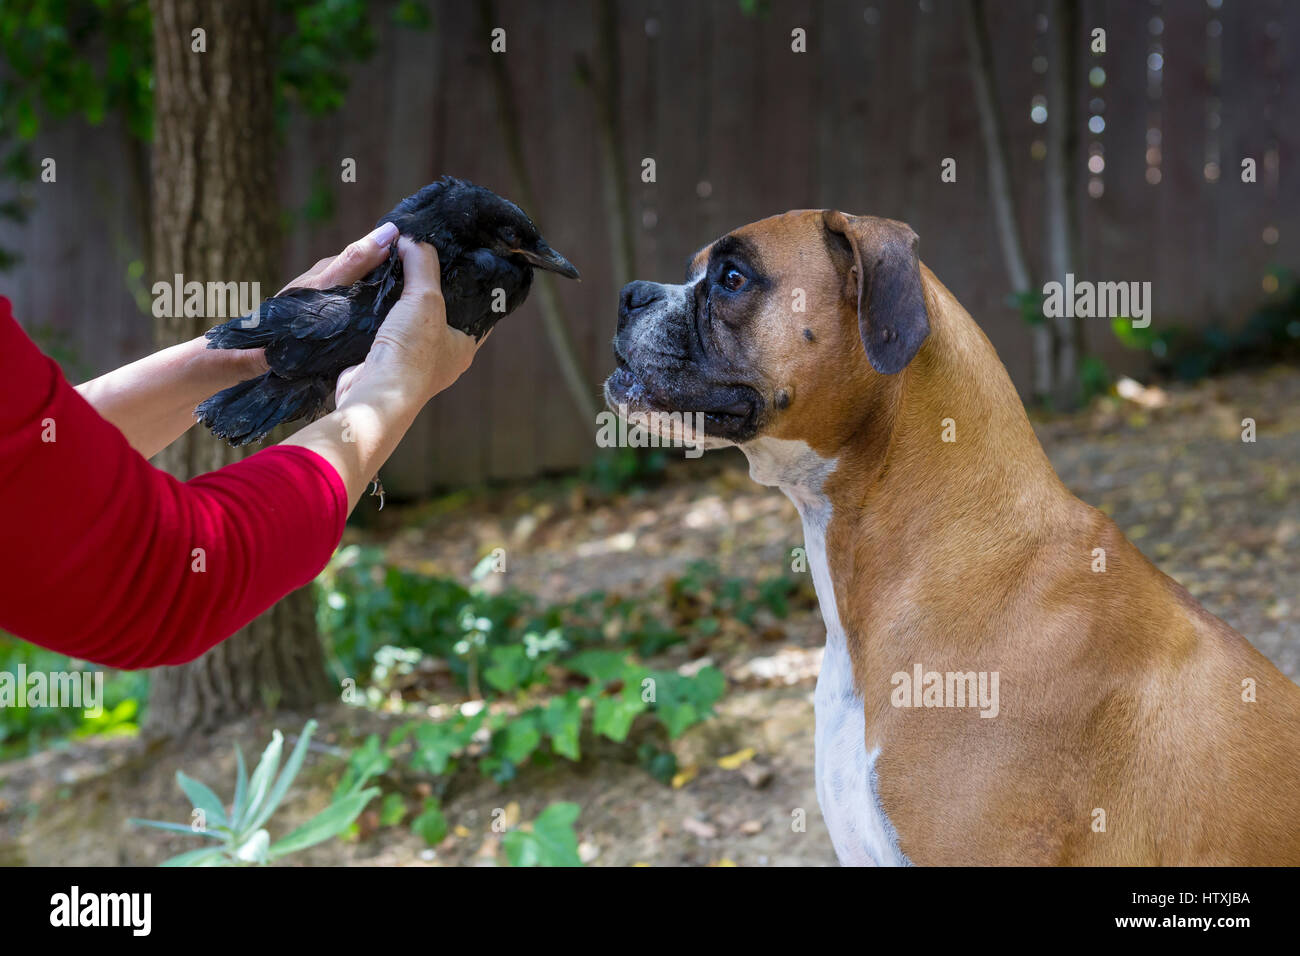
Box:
[196,177,578,446]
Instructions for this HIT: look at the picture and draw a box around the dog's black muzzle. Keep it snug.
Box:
[606,280,764,443]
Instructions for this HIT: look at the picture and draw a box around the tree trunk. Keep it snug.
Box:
[1045,0,1083,408]
[959,0,1051,400]
[145,0,333,735]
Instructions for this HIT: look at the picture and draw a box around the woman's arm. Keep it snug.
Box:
[0,227,478,669]
[75,221,402,459]
[74,337,268,459]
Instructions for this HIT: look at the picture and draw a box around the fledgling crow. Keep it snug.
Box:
[196,176,579,446]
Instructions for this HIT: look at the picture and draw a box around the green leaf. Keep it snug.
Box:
[231,744,249,829]
[565,650,630,685]
[540,692,582,761]
[411,718,477,776]
[502,802,582,867]
[379,792,406,827]
[1111,316,1159,351]
[483,644,532,694]
[411,798,447,846]
[651,667,726,739]
[637,743,678,786]
[241,730,284,833]
[592,694,645,743]
[176,771,229,829]
[495,713,541,765]
[129,818,226,840]
[334,733,389,800]
[15,100,38,140]
[246,720,317,833]
[267,787,379,860]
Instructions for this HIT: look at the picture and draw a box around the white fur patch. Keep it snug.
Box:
[743,437,911,866]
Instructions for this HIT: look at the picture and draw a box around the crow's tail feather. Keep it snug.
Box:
[204,293,312,349]
[196,372,331,446]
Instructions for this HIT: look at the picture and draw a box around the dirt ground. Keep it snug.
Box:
[2,365,1297,866]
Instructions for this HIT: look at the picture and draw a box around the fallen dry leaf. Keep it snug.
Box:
[717,747,756,770]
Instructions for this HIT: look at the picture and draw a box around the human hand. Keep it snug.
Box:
[202,222,404,381]
[334,238,482,409]
[279,220,400,293]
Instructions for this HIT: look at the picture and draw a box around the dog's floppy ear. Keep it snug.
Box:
[822,211,929,375]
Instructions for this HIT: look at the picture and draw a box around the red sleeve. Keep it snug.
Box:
[0,296,348,669]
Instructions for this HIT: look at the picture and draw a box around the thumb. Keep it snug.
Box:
[314,222,399,289]
[396,237,443,298]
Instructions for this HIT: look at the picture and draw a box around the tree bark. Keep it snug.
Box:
[1045,0,1083,408]
[145,0,333,735]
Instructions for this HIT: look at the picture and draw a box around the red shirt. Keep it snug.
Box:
[0,296,347,669]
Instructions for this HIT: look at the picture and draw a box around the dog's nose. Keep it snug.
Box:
[618,281,663,332]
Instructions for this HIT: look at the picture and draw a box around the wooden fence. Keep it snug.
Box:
[2,0,1295,494]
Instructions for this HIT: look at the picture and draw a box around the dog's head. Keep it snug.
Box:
[604,209,930,452]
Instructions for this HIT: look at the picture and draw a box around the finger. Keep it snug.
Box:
[395,237,443,298]
[313,221,401,289]
[241,346,271,377]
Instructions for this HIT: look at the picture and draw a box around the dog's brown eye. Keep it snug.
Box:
[721,267,747,292]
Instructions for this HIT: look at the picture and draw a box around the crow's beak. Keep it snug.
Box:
[517,243,580,280]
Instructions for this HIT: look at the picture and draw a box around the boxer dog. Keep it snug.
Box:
[605,209,1300,865]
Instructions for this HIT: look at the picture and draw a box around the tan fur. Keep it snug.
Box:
[727,210,1300,865]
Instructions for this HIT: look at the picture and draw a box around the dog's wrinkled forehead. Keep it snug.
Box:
[685,232,761,283]
[688,211,826,282]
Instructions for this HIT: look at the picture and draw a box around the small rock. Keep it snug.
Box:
[739,819,763,836]
[682,817,718,840]
[740,760,775,789]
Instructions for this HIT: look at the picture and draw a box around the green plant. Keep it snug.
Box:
[0,0,431,270]
[0,634,146,758]
[131,719,378,866]
[585,446,668,495]
[317,551,805,828]
[1007,288,1047,327]
[1077,354,1111,405]
[502,802,582,867]
[1110,268,1300,382]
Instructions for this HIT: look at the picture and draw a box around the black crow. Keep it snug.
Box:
[196,177,579,446]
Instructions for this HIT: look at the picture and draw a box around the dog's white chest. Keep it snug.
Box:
[813,628,909,866]
[743,437,910,866]
[805,505,911,867]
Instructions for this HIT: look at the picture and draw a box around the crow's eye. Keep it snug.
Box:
[719,266,747,292]
[500,227,519,247]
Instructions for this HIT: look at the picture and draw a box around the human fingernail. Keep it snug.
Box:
[367,221,399,249]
